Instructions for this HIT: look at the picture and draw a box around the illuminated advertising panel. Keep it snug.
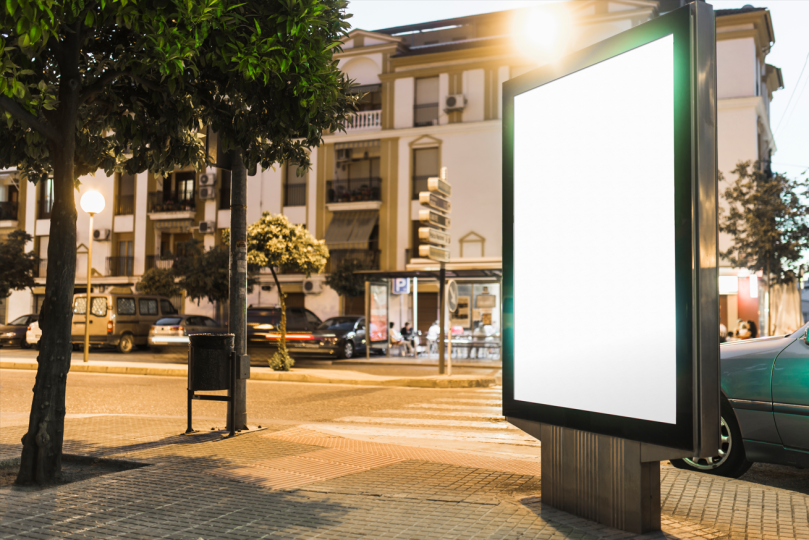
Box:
[369,283,388,343]
[502,5,719,453]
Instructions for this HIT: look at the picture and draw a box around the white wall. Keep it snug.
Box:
[394,78,415,129]
[305,284,340,321]
[717,39,757,100]
[340,55,382,85]
[462,69,485,123]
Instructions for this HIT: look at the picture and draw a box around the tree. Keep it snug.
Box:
[325,259,366,314]
[720,161,809,333]
[135,268,181,299]
[2,0,354,485]
[173,239,231,306]
[227,213,328,371]
[0,230,39,298]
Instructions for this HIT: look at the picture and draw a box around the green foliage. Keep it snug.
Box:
[720,161,809,284]
[135,268,181,299]
[325,259,366,298]
[269,349,295,372]
[242,213,329,275]
[0,230,39,298]
[173,240,230,305]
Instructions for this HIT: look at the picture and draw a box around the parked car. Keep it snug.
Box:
[0,314,38,348]
[671,323,809,478]
[247,306,328,356]
[311,316,367,359]
[26,319,42,349]
[148,314,227,352]
[70,293,179,353]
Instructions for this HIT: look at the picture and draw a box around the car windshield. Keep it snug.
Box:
[156,317,183,326]
[317,317,358,331]
[249,314,280,329]
[8,315,28,326]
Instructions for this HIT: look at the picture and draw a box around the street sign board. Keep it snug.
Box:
[502,3,718,455]
[418,209,450,230]
[418,244,449,263]
[427,177,452,197]
[419,192,451,214]
[446,280,458,312]
[392,278,410,295]
[418,227,451,246]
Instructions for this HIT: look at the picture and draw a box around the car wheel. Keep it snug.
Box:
[670,396,752,478]
[117,334,135,354]
[342,341,354,359]
[20,336,30,349]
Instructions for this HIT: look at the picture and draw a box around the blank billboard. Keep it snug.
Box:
[512,36,676,424]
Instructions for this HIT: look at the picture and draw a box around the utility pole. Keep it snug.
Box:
[227,149,248,430]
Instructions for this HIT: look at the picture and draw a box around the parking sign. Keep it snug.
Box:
[392,278,410,295]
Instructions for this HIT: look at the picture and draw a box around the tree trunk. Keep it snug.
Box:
[227,149,247,431]
[16,72,81,485]
[269,266,287,356]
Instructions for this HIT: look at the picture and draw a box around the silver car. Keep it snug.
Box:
[148,314,227,352]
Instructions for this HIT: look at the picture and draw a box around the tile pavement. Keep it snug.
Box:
[0,415,806,539]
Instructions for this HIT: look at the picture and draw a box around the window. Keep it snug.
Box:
[177,173,195,201]
[139,298,158,315]
[305,310,321,327]
[186,316,203,326]
[39,178,54,219]
[219,170,231,210]
[117,297,136,315]
[412,147,439,199]
[160,299,178,315]
[414,77,439,127]
[73,297,86,315]
[203,317,219,327]
[284,162,307,207]
[356,86,382,112]
[116,173,135,215]
[115,240,134,276]
[156,317,183,326]
[91,297,108,317]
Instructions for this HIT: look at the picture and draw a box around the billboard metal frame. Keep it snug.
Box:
[502,2,718,456]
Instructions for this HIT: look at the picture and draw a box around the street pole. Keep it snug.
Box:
[83,213,94,363]
[228,149,248,431]
[413,277,418,356]
[438,263,446,375]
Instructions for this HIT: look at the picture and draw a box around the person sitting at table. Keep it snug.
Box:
[469,321,487,359]
[400,322,415,356]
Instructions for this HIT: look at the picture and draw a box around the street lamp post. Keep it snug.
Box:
[80,190,105,363]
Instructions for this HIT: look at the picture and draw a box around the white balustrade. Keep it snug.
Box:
[346,110,382,132]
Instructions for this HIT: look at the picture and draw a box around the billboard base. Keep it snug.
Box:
[508,418,693,534]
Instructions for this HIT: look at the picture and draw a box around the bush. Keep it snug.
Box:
[270,349,295,371]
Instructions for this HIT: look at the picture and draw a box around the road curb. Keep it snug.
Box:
[0,361,497,388]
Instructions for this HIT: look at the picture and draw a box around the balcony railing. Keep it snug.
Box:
[0,200,18,221]
[326,177,381,204]
[346,110,381,132]
[107,256,134,276]
[147,192,195,213]
[115,194,135,215]
[284,184,306,207]
[326,247,380,273]
[145,255,175,271]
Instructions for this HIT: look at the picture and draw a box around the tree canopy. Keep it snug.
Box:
[135,267,182,299]
[325,259,367,298]
[0,230,39,298]
[173,239,232,306]
[720,161,809,284]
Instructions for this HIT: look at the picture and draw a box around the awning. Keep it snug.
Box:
[325,211,378,250]
[152,219,194,231]
[335,139,380,151]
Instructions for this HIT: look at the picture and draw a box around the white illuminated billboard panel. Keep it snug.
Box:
[512,35,676,424]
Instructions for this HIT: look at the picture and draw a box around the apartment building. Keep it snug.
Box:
[0,1,783,337]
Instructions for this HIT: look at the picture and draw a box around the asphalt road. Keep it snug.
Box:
[3,369,808,495]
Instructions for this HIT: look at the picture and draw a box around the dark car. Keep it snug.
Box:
[311,316,367,359]
[247,306,322,348]
[671,323,809,478]
[148,314,227,352]
[0,314,38,348]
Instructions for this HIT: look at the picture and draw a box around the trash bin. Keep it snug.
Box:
[188,333,234,391]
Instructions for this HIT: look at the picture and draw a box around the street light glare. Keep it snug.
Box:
[80,190,105,215]
[513,6,572,65]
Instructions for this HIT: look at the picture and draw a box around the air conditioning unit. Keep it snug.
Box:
[198,172,216,187]
[444,93,467,112]
[199,186,216,200]
[93,228,110,241]
[303,278,323,295]
[198,221,216,234]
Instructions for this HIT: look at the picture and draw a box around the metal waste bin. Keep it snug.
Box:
[188,333,234,391]
[187,333,234,435]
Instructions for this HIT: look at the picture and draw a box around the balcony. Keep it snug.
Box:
[345,110,381,132]
[326,177,382,212]
[326,247,380,273]
[0,200,18,224]
[147,192,195,220]
[107,256,134,277]
[145,255,175,271]
[115,194,134,215]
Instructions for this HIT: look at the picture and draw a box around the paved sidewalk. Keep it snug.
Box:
[0,356,497,388]
[3,415,808,539]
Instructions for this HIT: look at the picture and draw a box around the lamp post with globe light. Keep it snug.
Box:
[80,190,105,363]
